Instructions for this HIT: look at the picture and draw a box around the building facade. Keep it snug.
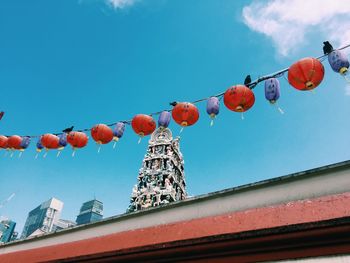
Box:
[0,218,16,244]
[76,199,103,225]
[21,198,63,238]
[127,127,187,212]
[52,219,76,231]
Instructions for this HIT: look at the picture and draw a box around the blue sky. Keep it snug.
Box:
[1,0,350,235]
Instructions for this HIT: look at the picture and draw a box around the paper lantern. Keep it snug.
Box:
[113,122,125,148]
[288,57,324,90]
[206,97,220,126]
[19,136,31,151]
[131,114,156,137]
[328,50,349,76]
[67,132,88,149]
[158,111,171,129]
[36,137,44,152]
[91,124,113,145]
[55,133,68,157]
[7,135,23,150]
[224,85,255,112]
[35,137,44,158]
[0,135,8,149]
[264,78,280,104]
[41,134,60,149]
[172,102,199,127]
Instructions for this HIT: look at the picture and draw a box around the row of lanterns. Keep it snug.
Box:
[0,49,349,157]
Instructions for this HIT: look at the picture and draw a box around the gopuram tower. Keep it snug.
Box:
[127,127,187,212]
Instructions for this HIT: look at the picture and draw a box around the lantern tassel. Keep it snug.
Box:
[57,151,61,157]
[210,115,216,127]
[343,74,350,84]
[10,151,14,158]
[138,137,142,144]
[43,151,48,158]
[4,150,8,157]
[241,113,244,120]
[113,141,117,149]
[18,151,23,158]
[274,102,284,115]
[97,145,101,153]
[35,153,39,159]
[277,106,285,114]
[180,127,184,133]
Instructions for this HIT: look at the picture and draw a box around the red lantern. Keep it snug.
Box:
[67,132,88,149]
[41,134,60,149]
[0,135,8,149]
[288,57,325,90]
[131,114,156,137]
[224,85,255,112]
[7,135,22,150]
[171,102,199,127]
[91,124,113,144]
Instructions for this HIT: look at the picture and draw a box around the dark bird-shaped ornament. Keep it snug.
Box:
[323,41,334,55]
[62,126,74,133]
[0,111,4,121]
[169,101,177,107]
[244,75,251,86]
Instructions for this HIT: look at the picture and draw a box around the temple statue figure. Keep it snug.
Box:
[127,127,187,212]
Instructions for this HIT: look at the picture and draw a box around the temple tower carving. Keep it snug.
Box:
[127,128,187,212]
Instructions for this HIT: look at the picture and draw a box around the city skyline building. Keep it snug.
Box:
[53,219,76,231]
[75,199,103,225]
[127,128,187,212]
[0,218,16,244]
[21,198,63,239]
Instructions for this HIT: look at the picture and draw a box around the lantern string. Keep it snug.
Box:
[2,43,350,140]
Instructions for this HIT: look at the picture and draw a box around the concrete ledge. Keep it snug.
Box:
[1,160,350,255]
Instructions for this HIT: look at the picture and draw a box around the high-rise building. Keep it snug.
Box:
[53,219,76,231]
[75,199,103,225]
[21,198,63,238]
[127,127,187,212]
[0,218,16,244]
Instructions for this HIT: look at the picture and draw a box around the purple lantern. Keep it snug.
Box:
[113,122,125,139]
[158,111,171,128]
[56,133,67,157]
[328,50,349,75]
[264,78,280,104]
[58,133,67,148]
[36,137,44,152]
[206,97,220,126]
[20,136,31,150]
[113,122,125,148]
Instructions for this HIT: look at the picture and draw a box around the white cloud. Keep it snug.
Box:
[242,0,350,56]
[106,0,137,9]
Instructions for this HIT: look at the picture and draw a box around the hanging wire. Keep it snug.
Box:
[2,43,350,139]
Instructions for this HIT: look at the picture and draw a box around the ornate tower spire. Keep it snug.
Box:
[127,127,187,212]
